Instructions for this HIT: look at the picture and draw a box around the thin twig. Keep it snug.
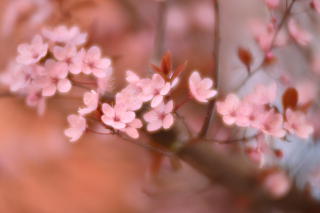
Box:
[174,111,193,138]
[198,0,220,138]
[233,0,297,92]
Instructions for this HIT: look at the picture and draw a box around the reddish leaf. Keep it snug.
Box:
[151,64,168,81]
[171,61,188,81]
[238,47,253,70]
[161,52,172,76]
[282,87,298,110]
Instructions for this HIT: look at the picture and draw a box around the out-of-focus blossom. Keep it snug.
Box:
[147,74,171,108]
[296,81,317,106]
[16,35,48,65]
[258,109,285,138]
[79,46,112,78]
[120,119,143,139]
[245,134,267,167]
[41,60,71,97]
[97,72,114,94]
[26,88,46,115]
[216,94,241,125]
[311,0,320,13]
[263,170,291,198]
[250,20,287,52]
[42,25,87,46]
[188,71,217,103]
[265,0,280,9]
[53,45,81,74]
[101,103,135,130]
[245,82,277,105]
[78,90,99,115]
[2,0,53,37]
[288,19,311,46]
[284,109,314,139]
[64,114,87,142]
[143,100,174,132]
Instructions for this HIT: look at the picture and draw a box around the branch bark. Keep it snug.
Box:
[177,142,320,212]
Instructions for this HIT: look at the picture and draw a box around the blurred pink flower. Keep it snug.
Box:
[64,114,87,142]
[143,100,174,132]
[16,35,48,65]
[189,71,217,103]
[311,0,320,13]
[263,171,291,198]
[26,88,47,115]
[41,60,71,97]
[296,81,317,106]
[284,109,314,139]
[288,19,311,46]
[250,20,287,52]
[258,110,285,138]
[101,103,135,130]
[78,90,99,115]
[80,46,112,78]
[216,94,240,125]
[148,74,171,108]
[52,45,81,74]
[265,0,279,9]
[120,119,143,139]
[245,82,277,105]
[42,25,87,46]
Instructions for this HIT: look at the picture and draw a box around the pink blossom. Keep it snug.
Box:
[101,103,135,130]
[296,81,317,106]
[52,45,81,74]
[42,25,87,46]
[120,119,143,139]
[79,46,112,78]
[265,0,279,9]
[78,90,99,115]
[188,71,217,103]
[284,109,314,139]
[245,82,277,105]
[216,94,241,125]
[115,71,154,111]
[41,60,72,97]
[245,134,267,167]
[143,100,174,132]
[64,114,87,142]
[250,20,287,52]
[235,101,266,128]
[258,109,286,138]
[97,73,114,94]
[126,70,140,83]
[16,35,48,65]
[312,0,320,13]
[288,19,311,46]
[26,88,47,115]
[147,74,171,108]
[263,171,291,198]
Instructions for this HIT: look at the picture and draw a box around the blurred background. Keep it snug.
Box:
[0,0,320,212]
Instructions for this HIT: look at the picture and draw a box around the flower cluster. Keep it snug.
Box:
[64,68,217,142]
[217,83,314,139]
[0,25,112,114]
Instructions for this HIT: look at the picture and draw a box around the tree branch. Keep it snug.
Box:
[198,0,220,138]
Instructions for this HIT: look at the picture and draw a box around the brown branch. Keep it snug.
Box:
[198,0,220,138]
[177,142,320,212]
